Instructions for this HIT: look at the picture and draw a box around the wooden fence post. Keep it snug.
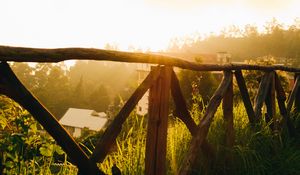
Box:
[264,72,276,131]
[223,72,234,148]
[145,66,172,175]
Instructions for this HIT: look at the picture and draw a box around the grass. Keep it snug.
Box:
[2,101,300,174]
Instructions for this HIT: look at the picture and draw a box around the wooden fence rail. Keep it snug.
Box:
[1,45,300,72]
[0,45,300,175]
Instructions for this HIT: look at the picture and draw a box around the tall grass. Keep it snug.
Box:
[97,99,300,175]
[2,101,300,174]
[99,113,147,174]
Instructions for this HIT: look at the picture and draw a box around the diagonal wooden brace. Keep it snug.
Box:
[170,70,216,160]
[90,66,161,163]
[0,62,104,175]
[274,73,296,137]
[254,72,273,122]
[234,70,255,125]
[178,71,232,175]
[287,74,300,113]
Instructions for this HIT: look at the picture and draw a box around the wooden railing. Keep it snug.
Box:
[0,46,300,175]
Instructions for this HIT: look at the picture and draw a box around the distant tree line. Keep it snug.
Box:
[168,18,300,65]
[11,61,138,119]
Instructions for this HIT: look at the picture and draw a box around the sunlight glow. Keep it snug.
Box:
[0,0,299,51]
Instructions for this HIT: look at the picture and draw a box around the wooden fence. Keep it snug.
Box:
[0,46,300,175]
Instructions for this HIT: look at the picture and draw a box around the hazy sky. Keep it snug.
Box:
[0,0,299,51]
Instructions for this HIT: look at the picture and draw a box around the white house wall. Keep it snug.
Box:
[73,127,82,138]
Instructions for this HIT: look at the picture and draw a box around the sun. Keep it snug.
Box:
[0,0,299,52]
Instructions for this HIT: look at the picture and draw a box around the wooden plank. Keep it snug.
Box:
[1,45,300,72]
[170,70,197,134]
[234,70,255,124]
[170,70,216,161]
[264,72,276,131]
[274,73,296,137]
[178,71,232,175]
[145,67,161,175]
[145,66,172,175]
[287,75,300,113]
[0,62,104,175]
[294,74,300,112]
[223,72,234,148]
[254,72,273,122]
[90,66,161,163]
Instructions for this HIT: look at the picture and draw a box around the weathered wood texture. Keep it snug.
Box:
[0,62,104,175]
[178,71,232,175]
[145,66,172,175]
[295,74,300,112]
[170,70,216,161]
[234,70,255,124]
[223,72,234,147]
[1,46,300,72]
[274,73,296,137]
[170,70,197,134]
[254,72,273,121]
[287,75,300,112]
[264,72,276,131]
[90,66,161,163]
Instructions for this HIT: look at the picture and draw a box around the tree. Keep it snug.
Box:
[88,84,110,112]
[11,63,34,89]
[243,57,289,102]
[178,57,218,108]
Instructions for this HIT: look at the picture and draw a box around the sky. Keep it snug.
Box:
[0,0,299,51]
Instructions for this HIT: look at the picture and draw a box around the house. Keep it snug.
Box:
[59,108,108,137]
[136,63,151,115]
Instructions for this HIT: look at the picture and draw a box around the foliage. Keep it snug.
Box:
[168,18,300,65]
[178,57,218,107]
[11,61,138,119]
[3,50,300,175]
[242,56,289,102]
[1,90,300,174]
[0,95,76,174]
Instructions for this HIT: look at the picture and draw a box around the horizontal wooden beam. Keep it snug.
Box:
[1,45,300,72]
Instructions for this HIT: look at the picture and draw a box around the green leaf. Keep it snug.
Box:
[4,161,15,168]
[54,145,64,155]
[0,114,7,129]
[39,145,53,157]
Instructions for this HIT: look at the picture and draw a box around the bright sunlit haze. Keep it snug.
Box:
[0,0,299,51]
